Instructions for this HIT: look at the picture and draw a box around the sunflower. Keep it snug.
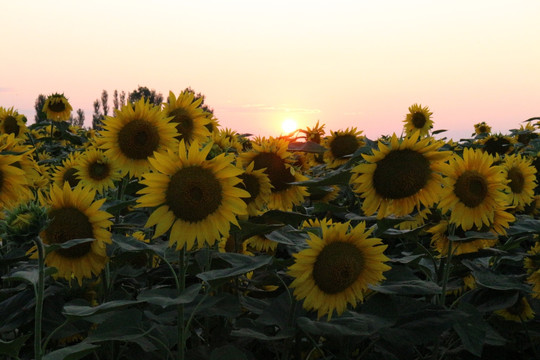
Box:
[288,221,390,320]
[351,132,451,218]
[501,154,537,210]
[0,151,31,208]
[513,122,538,146]
[525,242,540,299]
[42,93,73,121]
[428,207,513,256]
[438,148,509,231]
[136,140,249,250]
[299,120,326,144]
[244,234,278,253]
[100,98,178,177]
[322,127,364,168]
[52,152,82,188]
[30,183,112,285]
[403,103,433,137]
[478,133,515,156]
[0,107,27,138]
[213,128,243,153]
[473,122,491,136]
[163,90,211,144]
[495,296,535,322]
[74,147,121,194]
[238,137,309,211]
[236,162,273,217]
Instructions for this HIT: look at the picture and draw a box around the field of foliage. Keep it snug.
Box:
[0,92,539,360]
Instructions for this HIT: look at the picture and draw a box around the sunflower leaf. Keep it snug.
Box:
[287,141,326,153]
[63,299,145,318]
[197,253,273,282]
[137,284,202,308]
[3,265,57,286]
[462,260,531,292]
[45,238,95,256]
[42,342,100,360]
[0,334,31,358]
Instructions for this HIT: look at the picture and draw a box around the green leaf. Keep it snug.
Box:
[287,141,326,153]
[290,168,351,186]
[111,233,168,259]
[102,199,137,214]
[210,345,248,360]
[298,310,393,337]
[448,231,497,242]
[137,284,202,308]
[231,318,296,340]
[507,215,540,235]
[42,342,100,360]
[45,238,96,255]
[370,279,441,295]
[0,334,31,358]
[462,260,531,292]
[63,299,144,318]
[254,210,312,227]
[233,221,285,240]
[461,288,520,312]
[197,253,273,282]
[265,225,310,246]
[4,265,57,286]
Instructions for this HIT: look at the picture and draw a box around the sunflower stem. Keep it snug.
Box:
[439,225,455,307]
[177,246,187,360]
[33,236,46,360]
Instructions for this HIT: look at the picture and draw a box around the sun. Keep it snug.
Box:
[281,118,298,134]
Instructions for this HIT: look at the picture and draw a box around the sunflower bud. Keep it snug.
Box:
[0,201,49,244]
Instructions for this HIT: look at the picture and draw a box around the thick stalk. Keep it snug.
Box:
[34,237,45,360]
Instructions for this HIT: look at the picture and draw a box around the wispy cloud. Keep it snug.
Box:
[0,87,12,93]
[236,104,322,114]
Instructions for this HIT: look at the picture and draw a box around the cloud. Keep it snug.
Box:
[0,87,12,93]
[234,104,322,114]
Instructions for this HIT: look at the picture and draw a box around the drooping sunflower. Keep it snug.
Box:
[30,183,112,285]
[42,93,73,121]
[501,154,537,210]
[0,107,27,138]
[322,127,364,168]
[495,296,535,322]
[299,120,326,144]
[238,137,309,211]
[438,147,509,231]
[403,103,433,137]
[288,221,390,320]
[74,147,122,194]
[351,132,451,218]
[513,122,538,147]
[136,141,249,250]
[473,122,491,136]
[236,162,273,217]
[163,90,211,144]
[100,98,178,177]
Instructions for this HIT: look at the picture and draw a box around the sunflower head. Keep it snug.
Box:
[164,90,211,144]
[0,107,27,138]
[403,104,433,136]
[0,201,49,244]
[288,221,390,320]
[474,121,492,136]
[479,134,515,156]
[299,120,326,144]
[322,127,364,168]
[43,93,73,121]
[495,296,535,322]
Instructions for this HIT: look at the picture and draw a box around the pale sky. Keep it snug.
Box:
[1,0,539,140]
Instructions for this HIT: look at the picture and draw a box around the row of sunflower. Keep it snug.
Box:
[0,94,539,359]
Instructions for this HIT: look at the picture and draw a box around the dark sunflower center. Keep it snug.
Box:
[312,241,364,294]
[3,116,20,135]
[0,170,4,191]
[506,299,526,316]
[484,137,510,156]
[166,166,223,222]
[478,126,488,133]
[117,119,160,160]
[372,149,431,199]
[330,134,359,159]
[454,170,488,207]
[89,162,110,181]
[49,101,66,113]
[63,168,80,187]
[168,108,194,141]
[252,152,294,192]
[237,173,260,205]
[507,167,525,194]
[411,112,427,128]
[45,207,94,258]
[517,132,537,145]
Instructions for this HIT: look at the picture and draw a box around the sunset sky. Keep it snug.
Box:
[1,0,539,140]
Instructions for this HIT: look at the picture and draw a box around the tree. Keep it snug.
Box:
[101,90,109,117]
[69,108,85,127]
[128,86,163,106]
[113,90,119,110]
[92,99,102,130]
[34,94,47,123]
[181,87,214,115]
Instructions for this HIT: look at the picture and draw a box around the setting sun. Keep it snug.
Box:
[281,118,298,134]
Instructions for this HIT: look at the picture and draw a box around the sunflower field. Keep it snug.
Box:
[1,93,540,360]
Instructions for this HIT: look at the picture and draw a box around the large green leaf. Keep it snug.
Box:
[63,299,144,318]
[4,265,57,286]
[197,253,273,282]
[461,288,520,312]
[265,225,310,247]
[45,237,96,255]
[506,215,540,235]
[137,284,202,308]
[287,141,326,153]
[462,260,531,292]
[0,334,31,358]
[43,342,100,360]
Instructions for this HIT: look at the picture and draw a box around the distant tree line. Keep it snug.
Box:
[33,85,213,130]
